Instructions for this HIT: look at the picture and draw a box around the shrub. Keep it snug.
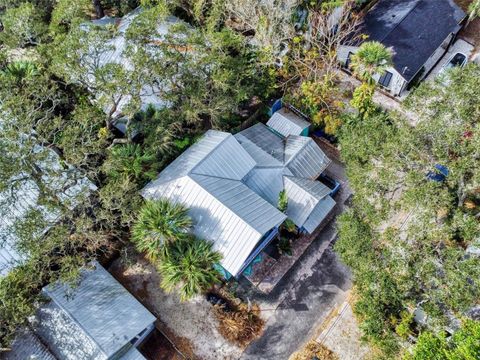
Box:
[213,302,265,347]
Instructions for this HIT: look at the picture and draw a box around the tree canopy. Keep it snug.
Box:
[336,64,480,356]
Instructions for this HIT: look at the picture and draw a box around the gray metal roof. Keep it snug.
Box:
[142,124,334,274]
[284,176,332,231]
[34,300,105,360]
[143,174,286,275]
[148,131,253,186]
[302,195,336,234]
[236,123,285,163]
[38,262,155,359]
[285,136,331,179]
[266,108,310,137]
[236,123,331,179]
[234,133,283,167]
[4,328,56,360]
[192,134,256,180]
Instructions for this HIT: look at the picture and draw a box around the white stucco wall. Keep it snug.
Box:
[337,45,407,96]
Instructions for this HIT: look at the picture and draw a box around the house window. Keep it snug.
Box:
[378,71,393,88]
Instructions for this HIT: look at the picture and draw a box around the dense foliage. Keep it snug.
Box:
[0,0,274,346]
[336,65,480,356]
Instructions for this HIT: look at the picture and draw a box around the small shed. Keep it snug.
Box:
[266,108,311,137]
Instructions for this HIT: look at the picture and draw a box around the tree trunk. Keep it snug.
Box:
[92,0,105,19]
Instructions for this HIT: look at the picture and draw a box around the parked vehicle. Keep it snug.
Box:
[439,52,467,75]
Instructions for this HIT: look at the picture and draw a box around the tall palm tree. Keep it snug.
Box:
[158,236,222,301]
[131,199,192,260]
[350,41,393,85]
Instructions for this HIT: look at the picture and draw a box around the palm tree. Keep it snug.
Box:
[103,143,159,183]
[350,41,393,85]
[158,236,222,301]
[131,199,192,260]
[2,61,38,82]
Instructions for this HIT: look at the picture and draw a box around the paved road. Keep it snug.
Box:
[238,151,353,360]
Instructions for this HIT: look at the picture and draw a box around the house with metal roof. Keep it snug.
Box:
[0,148,97,277]
[142,119,335,277]
[338,0,466,96]
[6,262,156,360]
[79,8,183,134]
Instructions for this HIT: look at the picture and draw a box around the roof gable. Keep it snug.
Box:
[285,136,331,179]
[43,263,155,358]
[191,134,256,180]
[284,176,331,227]
[143,175,286,275]
[360,0,465,81]
[266,108,310,137]
[236,123,285,162]
[147,130,230,186]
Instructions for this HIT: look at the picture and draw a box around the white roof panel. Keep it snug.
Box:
[143,175,285,275]
[142,125,333,274]
[284,176,334,230]
[302,195,336,234]
[266,108,310,137]
[41,262,155,359]
[285,136,331,179]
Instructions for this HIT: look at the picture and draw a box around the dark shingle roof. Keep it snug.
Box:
[360,0,465,81]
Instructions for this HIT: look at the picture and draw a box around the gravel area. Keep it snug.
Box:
[316,296,370,360]
[109,256,244,360]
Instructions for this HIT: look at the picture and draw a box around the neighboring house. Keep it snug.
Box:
[338,0,466,96]
[142,111,336,277]
[0,148,97,277]
[5,262,156,360]
[80,8,182,133]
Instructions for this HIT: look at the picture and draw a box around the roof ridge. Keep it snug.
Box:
[189,131,232,176]
[189,174,265,235]
[284,136,311,165]
[375,0,421,44]
[284,175,330,200]
[235,131,283,166]
[188,174,280,235]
